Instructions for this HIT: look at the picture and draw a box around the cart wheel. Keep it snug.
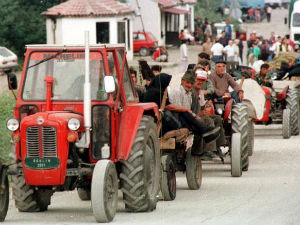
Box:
[231,133,242,177]
[186,148,202,190]
[160,155,176,201]
[91,160,118,223]
[282,108,291,139]
[0,169,9,222]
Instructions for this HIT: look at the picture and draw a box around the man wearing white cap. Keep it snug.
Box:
[192,69,226,160]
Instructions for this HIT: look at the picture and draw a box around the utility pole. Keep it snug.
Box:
[135,0,145,32]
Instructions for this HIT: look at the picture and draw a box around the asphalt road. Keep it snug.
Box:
[5,130,300,225]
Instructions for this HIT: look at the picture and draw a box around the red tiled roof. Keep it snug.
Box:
[156,0,177,8]
[41,0,134,17]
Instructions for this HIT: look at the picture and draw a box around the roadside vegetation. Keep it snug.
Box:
[0,93,15,162]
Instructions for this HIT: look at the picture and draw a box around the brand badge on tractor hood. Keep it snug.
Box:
[37,116,44,125]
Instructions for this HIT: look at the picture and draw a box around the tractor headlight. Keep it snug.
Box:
[217,108,223,115]
[7,118,19,131]
[68,118,81,131]
[271,91,276,98]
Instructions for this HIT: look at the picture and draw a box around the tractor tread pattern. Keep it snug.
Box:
[120,116,158,212]
[231,103,249,171]
[286,90,300,135]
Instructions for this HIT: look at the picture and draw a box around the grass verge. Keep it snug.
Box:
[0,92,15,162]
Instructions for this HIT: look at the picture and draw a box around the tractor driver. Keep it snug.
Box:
[209,61,244,103]
[255,63,273,88]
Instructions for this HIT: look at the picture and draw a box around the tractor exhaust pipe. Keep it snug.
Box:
[76,31,91,149]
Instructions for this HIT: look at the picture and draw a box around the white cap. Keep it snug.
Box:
[196,70,208,80]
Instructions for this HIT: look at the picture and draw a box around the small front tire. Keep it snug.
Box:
[91,160,118,223]
[186,148,202,190]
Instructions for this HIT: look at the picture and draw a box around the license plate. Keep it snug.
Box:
[25,157,59,169]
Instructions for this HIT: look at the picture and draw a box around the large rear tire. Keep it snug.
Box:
[120,116,160,212]
[286,89,300,135]
[282,108,291,139]
[0,167,9,222]
[91,160,118,223]
[231,103,249,172]
[231,133,242,177]
[11,174,53,212]
[160,155,176,201]
[247,120,254,156]
[186,148,202,190]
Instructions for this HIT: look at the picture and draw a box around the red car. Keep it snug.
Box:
[133,31,158,56]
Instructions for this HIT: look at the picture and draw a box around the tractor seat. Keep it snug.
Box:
[162,128,190,142]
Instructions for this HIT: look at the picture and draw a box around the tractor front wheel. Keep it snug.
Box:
[120,116,160,212]
[186,147,202,190]
[91,160,118,223]
[231,133,242,177]
[160,155,176,201]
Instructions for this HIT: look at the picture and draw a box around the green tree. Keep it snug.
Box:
[0,0,64,58]
[194,0,223,22]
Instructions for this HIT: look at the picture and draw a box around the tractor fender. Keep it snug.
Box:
[116,103,159,161]
[224,99,234,121]
[242,99,257,119]
[277,86,289,100]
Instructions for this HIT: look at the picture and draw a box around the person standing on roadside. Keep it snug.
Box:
[211,38,224,63]
[202,37,213,57]
[180,39,188,73]
[238,34,244,63]
[266,4,272,23]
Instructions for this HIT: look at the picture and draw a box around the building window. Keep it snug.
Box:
[96,22,110,44]
[117,22,126,44]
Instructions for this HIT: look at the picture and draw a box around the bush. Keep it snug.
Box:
[0,93,15,162]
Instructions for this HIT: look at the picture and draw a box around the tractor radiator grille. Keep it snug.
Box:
[26,126,57,157]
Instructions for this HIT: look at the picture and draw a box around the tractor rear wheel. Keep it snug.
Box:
[120,116,160,212]
[160,155,176,201]
[231,103,249,172]
[286,89,300,135]
[11,174,53,212]
[282,108,291,139]
[247,120,254,156]
[0,168,9,222]
[77,188,91,201]
[91,160,118,223]
[186,147,202,190]
[231,133,242,177]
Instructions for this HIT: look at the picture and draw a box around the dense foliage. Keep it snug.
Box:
[194,0,223,23]
[0,93,15,162]
[0,0,65,58]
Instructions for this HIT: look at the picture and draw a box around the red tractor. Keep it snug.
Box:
[4,35,161,222]
[253,82,300,139]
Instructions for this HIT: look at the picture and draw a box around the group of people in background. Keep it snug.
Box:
[247,4,272,23]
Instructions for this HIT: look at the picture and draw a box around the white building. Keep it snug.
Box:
[41,0,135,60]
[127,0,196,46]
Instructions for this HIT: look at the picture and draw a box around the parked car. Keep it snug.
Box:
[133,31,158,56]
[0,47,18,72]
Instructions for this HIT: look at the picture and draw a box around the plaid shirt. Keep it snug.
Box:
[168,85,192,109]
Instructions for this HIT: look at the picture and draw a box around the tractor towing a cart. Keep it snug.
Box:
[3,33,161,223]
